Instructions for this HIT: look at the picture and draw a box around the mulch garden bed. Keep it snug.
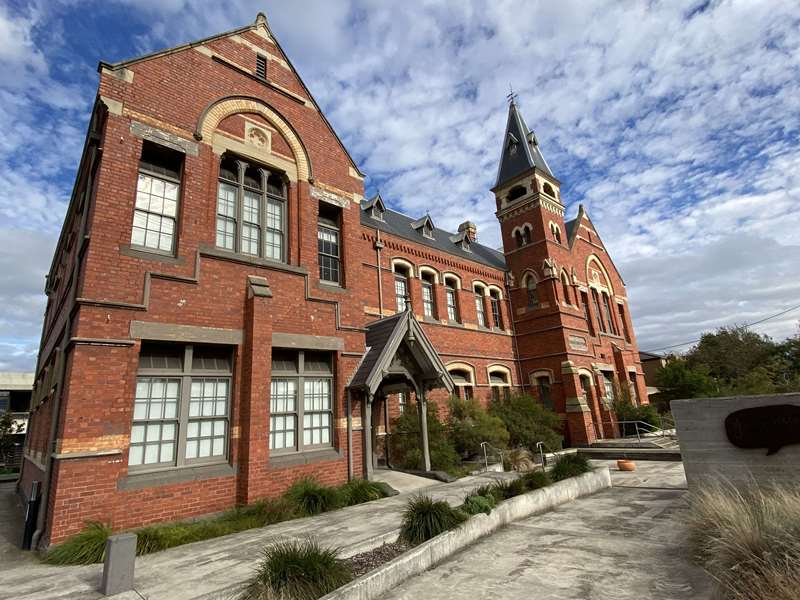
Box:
[345,541,411,578]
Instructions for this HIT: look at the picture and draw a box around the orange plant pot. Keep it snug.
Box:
[617,459,636,471]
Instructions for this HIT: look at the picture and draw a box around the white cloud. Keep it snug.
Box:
[1,0,799,371]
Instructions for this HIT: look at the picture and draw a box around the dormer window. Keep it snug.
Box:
[423,222,434,239]
[412,214,435,239]
[371,205,384,221]
[365,193,386,221]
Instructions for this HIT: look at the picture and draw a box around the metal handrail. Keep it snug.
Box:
[479,441,505,472]
[598,419,670,443]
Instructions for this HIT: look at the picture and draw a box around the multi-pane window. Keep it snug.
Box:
[216,154,287,261]
[421,274,436,319]
[618,303,631,341]
[318,203,341,284]
[394,267,410,313]
[129,343,232,470]
[489,371,511,402]
[131,142,183,254]
[603,373,616,400]
[592,289,606,333]
[526,277,539,308]
[602,293,618,336]
[561,273,572,305]
[474,290,487,327]
[536,376,553,410]
[450,369,473,400]
[581,291,595,336]
[270,350,334,454]
[398,392,408,414]
[490,291,502,329]
[629,373,639,405]
[445,281,459,322]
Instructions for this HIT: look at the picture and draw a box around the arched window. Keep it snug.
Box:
[514,230,524,248]
[444,277,460,322]
[394,263,411,313]
[526,275,539,308]
[591,289,606,333]
[507,185,526,202]
[489,289,503,329]
[449,367,474,400]
[473,284,487,328]
[420,271,437,319]
[522,226,532,245]
[216,153,287,261]
[542,182,555,197]
[488,367,511,402]
[601,292,618,336]
[550,222,562,244]
[531,371,553,411]
[560,272,572,305]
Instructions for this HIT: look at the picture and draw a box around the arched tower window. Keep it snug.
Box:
[525,274,539,308]
[561,272,572,305]
[507,185,526,202]
[522,225,532,245]
[514,230,524,248]
[542,182,555,197]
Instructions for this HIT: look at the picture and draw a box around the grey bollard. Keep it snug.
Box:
[101,533,137,596]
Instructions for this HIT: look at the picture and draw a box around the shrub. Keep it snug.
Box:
[447,396,509,458]
[504,447,535,472]
[489,394,562,453]
[389,401,461,473]
[398,494,467,546]
[44,521,110,565]
[689,482,800,600]
[339,479,386,506]
[284,477,342,516]
[521,470,551,491]
[461,494,494,516]
[504,477,528,498]
[549,453,591,482]
[235,539,353,600]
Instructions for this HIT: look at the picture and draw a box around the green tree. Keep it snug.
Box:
[447,396,509,458]
[0,411,21,466]
[687,326,775,383]
[388,400,460,473]
[488,394,562,452]
[654,357,717,401]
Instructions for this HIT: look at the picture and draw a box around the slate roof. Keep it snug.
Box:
[565,217,578,241]
[349,312,404,390]
[361,205,507,270]
[494,100,555,189]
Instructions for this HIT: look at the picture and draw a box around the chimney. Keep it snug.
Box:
[458,221,477,242]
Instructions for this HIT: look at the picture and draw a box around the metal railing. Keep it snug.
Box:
[595,419,672,444]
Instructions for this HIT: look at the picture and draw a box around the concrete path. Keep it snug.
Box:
[372,469,441,494]
[0,481,38,570]
[381,461,712,600]
[0,470,513,600]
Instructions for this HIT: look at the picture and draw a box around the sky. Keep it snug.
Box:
[1,0,799,371]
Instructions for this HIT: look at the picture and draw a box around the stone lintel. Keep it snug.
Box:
[247,275,273,298]
[272,332,344,351]
[130,320,244,345]
[565,396,590,413]
[130,121,199,156]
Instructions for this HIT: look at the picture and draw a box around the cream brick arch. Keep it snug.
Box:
[194,95,312,181]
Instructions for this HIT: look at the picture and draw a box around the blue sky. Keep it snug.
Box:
[1,0,799,371]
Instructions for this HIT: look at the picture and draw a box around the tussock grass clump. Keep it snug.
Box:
[521,470,551,491]
[44,521,110,565]
[549,453,591,482]
[235,539,352,600]
[461,494,494,516]
[339,479,386,506]
[398,494,467,546]
[284,477,342,516]
[689,482,800,600]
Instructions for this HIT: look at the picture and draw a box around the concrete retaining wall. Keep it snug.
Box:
[673,393,800,489]
[321,467,612,600]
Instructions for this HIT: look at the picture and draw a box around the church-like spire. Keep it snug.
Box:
[494,97,554,189]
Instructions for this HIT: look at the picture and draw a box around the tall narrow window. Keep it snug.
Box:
[602,293,618,336]
[216,154,286,261]
[617,303,631,342]
[394,265,410,313]
[629,373,639,406]
[398,392,408,414]
[421,272,436,319]
[445,280,459,322]
[490,290,503,329]
[131,141,183,254]
[318,203,341,284]
[561,273,572,305]
[474,288,487,327]
[130,343,232,470]
[270,350,334,453]
[603,373,615,400]
[536,376,553,410]
[592,289,606,333]
[581,291,595,336]
[526,276,539,308]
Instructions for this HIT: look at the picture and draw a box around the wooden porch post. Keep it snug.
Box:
[418,386,431,472]
[364,392,374,480]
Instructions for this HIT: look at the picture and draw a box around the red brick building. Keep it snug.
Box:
[20,13,648,547]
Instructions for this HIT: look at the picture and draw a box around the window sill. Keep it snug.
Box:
[120,244,184,265]
[318,281,347,293]
[118,462,236,491]
[269,448,342,468]
[199,244,308,276]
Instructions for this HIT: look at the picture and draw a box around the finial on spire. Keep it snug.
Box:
[507,83,518,105]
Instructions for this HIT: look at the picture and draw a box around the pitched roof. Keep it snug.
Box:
[348,310,454,395]
[360,201,506,270]
[98,13,365,179]
[494,100,554,189]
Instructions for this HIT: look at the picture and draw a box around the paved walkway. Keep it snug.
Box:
[381,461,712,600]
[0,471,514,600]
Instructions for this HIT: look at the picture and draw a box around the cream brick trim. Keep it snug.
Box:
[446,361,476,384]
[101,66,134,83]
[193,45,214,57]
[212,131,299,182]
[349,166,365,181]
[100,96,123,116]
[486,364,512,386]
[197,97,311,181]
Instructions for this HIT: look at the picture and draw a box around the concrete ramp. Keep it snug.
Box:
[372,470,441,495]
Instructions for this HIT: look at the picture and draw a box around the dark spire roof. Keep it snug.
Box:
[494,99,554,188]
